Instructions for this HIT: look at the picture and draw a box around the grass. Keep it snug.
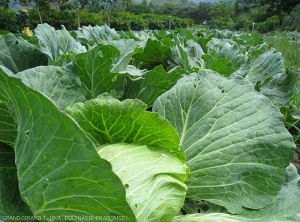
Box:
[265,31,300,70]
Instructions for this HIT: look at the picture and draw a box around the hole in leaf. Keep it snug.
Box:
[25,130,30,137]
[124,184,129,189]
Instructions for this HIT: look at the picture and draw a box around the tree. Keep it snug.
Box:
[60,0,115,28]
[237,0,299,17]
[291,4,300,30]
[127,3,152,15]
[12,0,54,23]
[0,0,9,8]
[194,2,213,24]
[155,3,176,15]
[209,1,235,29]
[121,0,131,10]
[173,5,196,20]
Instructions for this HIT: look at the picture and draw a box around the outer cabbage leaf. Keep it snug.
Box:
[0,143,36,220]
[174,29,198,42]
[110,42,142,75]
[73,44,126,98]
[0,68,136,220]
[16,66,87,110]
[65,98,185,162]
[168,37,204,72]
[240,164,300,221]
[133,38,171,70]
[259,69,298,107]
[75,25,120,46]
[0,102,16,146]
[231,32,264,52]
[35,24,86,65]
[232,50,296,107]
[206,38,245,68]
[0,67,16,146]
[204,39,245,76]
[153,70,295,214]
[0,33,47,73]
[109,39,139,59]
[98,143,188,222]
[173,165,300,222]
[202,55,236,77]
[123,65,185,107]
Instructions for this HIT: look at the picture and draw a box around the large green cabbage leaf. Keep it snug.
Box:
[203,38,245,76]
[153,69,295,214]
[0,67,16,146]
[167,36,204,72]
[232,49,297,107]
[73,44,127,98]
[0,67,136,220]
[35,24,86,65]
[0,65,88,146]
[65,98,185,162]
[172,164,300,222]
[16,66,87,110]
[75,24,120,46]
[99,143,188,222]
[240,164,300,221]
[0,102,16,146]
[133,38,171,70]
[0,33,47,73]
[123,65,185,106]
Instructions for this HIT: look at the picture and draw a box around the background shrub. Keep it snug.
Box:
[0,7,23,33]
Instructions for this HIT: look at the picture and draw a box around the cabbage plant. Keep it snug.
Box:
[0,24,299,222]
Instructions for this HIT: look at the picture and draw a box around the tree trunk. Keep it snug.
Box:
[77,9,80,28]
[37,7,43,23]
[36,1,43,23]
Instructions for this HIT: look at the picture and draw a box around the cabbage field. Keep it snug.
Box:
[0,24,300,221]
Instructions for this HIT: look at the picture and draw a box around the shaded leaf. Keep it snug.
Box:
[0,33,47,73]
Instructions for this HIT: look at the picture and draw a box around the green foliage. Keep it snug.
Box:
[193,2,213,24]
[257,15,280,32]
[209,1,235,29]
[80,11,106,27]
[234,1,299,32]
[28,7,77,30]
[1,5,193,32]
[127,3,153,14]
[0,0,9,8]
[265,32,300,70]
[0,7,23,33]
[234,14,253,31]
[138,13,193,30]
[291,5,300,30]
[111,12,148,31]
